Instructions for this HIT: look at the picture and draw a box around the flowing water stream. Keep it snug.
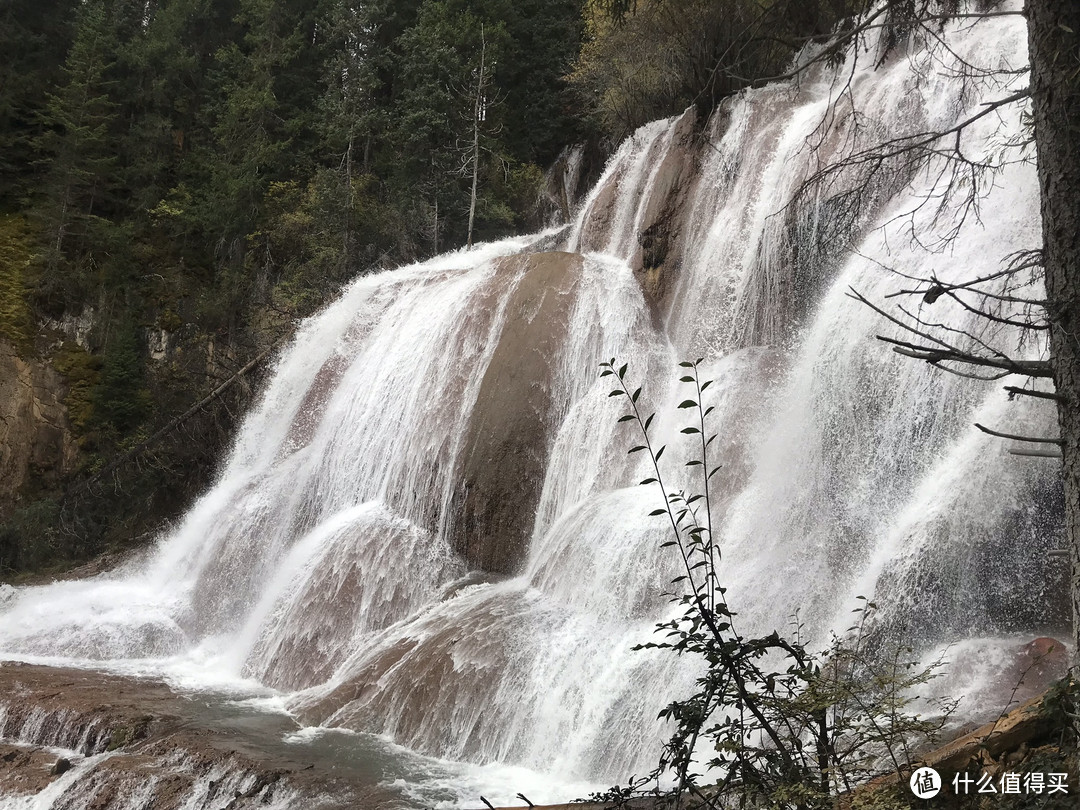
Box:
[0,4,1064,807]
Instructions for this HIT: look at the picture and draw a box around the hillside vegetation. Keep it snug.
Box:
[0,0,873,574]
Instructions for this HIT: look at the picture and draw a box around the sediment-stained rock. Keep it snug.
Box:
[0,662,387,809]
[449,251,583,574]
[630,107,699,310]
[0,743,62,796]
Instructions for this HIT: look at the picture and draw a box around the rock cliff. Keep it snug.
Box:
[0,339,76,515]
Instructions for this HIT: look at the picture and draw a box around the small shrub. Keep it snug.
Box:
[597,358,954,809]
[0,498,62,574]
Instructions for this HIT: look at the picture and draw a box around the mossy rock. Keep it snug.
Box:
[0,213,37,354]
[52,341,103,438]
[105,717,152,751]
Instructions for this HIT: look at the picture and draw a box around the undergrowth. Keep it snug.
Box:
[593,358,961,810]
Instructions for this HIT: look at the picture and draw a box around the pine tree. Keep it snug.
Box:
[0,0,80,209]
[35,0,124,294]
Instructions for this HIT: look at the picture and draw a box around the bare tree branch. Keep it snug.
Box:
[974,423,1062,445]
[877,334,1052,378]
[1005,385,1063,402]
[1008,447,1063,459]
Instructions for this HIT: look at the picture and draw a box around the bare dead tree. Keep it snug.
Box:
[457,24,503,250]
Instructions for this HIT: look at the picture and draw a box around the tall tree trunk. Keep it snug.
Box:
[466,27,486,250]
[433,194,439,256]
[467,106,480,249]
[1028,0,1080,656]
[345,134,354,269]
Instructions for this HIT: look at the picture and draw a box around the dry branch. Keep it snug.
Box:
[1008,446,1063,459]
[1005,385,1063,402]
[974,422,1062,445]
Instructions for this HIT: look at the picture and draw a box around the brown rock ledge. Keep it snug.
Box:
[0,661,395,808]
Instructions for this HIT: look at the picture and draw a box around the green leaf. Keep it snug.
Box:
[680,427,700,434]
[609,390,624,397]
[631,386,642,403]
[644,413,655,431]
[618,414,636,422]
[700,380,712,390]
[649,508,667,516]
[628,445,647,453]
[639,477,658,485]
[600,370,612,377]
[655,445,666,461]
[680,375,694,382]
[679,361,695,368]
[678,400,697,409]
[618,363,628,378]
[704,406,715,416]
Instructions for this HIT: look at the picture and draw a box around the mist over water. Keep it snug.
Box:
[0,4,1061,806]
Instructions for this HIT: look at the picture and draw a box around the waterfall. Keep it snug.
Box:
[0,3,1060,805]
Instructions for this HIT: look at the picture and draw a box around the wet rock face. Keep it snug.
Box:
[537,144,597,227]
[450,252,583,574]
[568,109,700,314]
[0,663,383,809]
[0,663,179,756]
[0,744,61,796]
[1004,637,1070,705]
[0,339,77,511]
[629,108,699,310]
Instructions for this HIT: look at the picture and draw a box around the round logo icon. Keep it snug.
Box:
[910,766,942,799]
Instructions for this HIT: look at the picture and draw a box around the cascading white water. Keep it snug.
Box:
[0,3,1061,806]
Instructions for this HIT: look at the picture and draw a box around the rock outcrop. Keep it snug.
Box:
[0,339,77,513]
[449,251,583,574]
[0,662,388,809]
[629,108,699,309]
[570,108,701,314]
